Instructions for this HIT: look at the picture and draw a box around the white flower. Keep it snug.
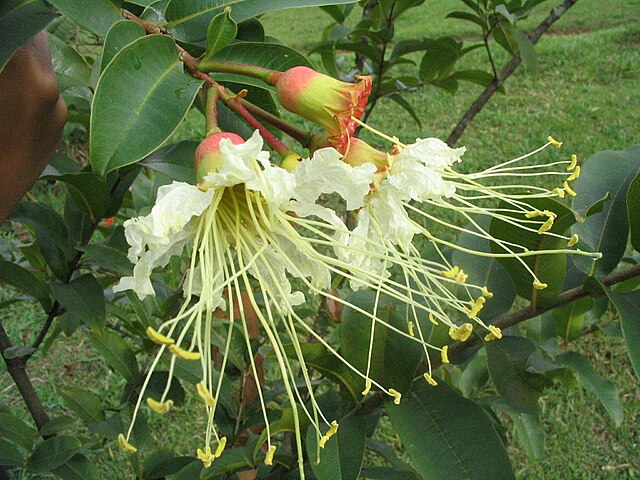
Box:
[387,156,456,201]
[396,137,466,170]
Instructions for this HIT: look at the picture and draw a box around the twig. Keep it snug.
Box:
[446,0,580,146]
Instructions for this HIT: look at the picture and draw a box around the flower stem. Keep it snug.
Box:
[205,87,221,136]
[240,99,313,147]
[198,60,278,85]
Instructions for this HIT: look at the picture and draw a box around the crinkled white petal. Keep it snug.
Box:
[388,157,456,201]
[368,185,421,249]
[113,251,156,300]
[250,244,305,312]
[183,264,227,312]
[293,148,376,210]
[246,160,296,211]
[397,137,466,170]
[274,233,331,290]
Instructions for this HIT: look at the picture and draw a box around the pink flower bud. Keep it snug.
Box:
[194,132,245,182]
[272,67,371,154]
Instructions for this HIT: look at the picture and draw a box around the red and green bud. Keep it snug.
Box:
[194,132,245,183]
[310,135,389,169]
[271,66,372,154]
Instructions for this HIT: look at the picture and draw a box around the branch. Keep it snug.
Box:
[446,0,579,146]
[351,261,640,417]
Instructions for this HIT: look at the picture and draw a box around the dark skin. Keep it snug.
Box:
[0,32,67,222]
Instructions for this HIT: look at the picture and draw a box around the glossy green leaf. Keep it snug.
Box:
[51,454,99,480]
[40,416,76,437]
[40,170,110,223]
[101,20,146,71]
[605,289,640,377]
[419,37,461,82]
[198,448,253,479]
[51,274,106,332]
[556,351,623,427]
[361,467,414,480]
[490,198,574,306]
[48,0,122,36]
[387,381,515,480]
[0,412,37,450]
[59,386,105,424]
[365,439,420,479]
[203,7,237,60]
[0,259,52,311]
[90,331,139,383]
[164,0,358,43]
[48,33,91,91]
[627,172,640,252]
[486,336,546,414]
[572,146,640,275]
[27,436,82,473]
[0,0,56,73]
[449,69,494,87]
[254,407,311,460]
[207,41,311,73]
[553,296,595,342]
[306,415,366,480]
[0,438,24,466]
[141,141,199,183]
[340,291,423,395]
[79,226,132,275]
[446,10,486,28]
[90,35,203,175]
[511,413,544,459]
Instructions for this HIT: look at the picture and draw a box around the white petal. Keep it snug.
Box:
[274,233,331,290]
[250,244,305,312]
[368,185,421,249]
[113,251,156,299]
[293,148,376,210]
[388,157,456,201]
[246,163,296,210]
[398,138,466,169]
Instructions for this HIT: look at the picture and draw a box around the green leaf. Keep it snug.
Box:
[79,226,132,275]
[8,202,71,280]
[51,274,106,332]
[59,386,105,424]
[511,413,544,459]
[90,35,203,175]
[0,412,37,450]
[556,351,623,427]
[340,290,423,395]
[627,172,640,252]
[0,438,24,467]
[490,197,575,306]
[0,0,57,73]
[306,415,366,480]
[449,69,495,87]
[48,0,122,36]
[40,416,76,437]
[143,450,194,479]
[208,41,312,73]
[387,381,515,480]
[141,141,199,183]
[27,436,82,473]
[360,468,414,480]
[164,0,358,43]
[445,10,486,28]
[2,345,36,359]
[512,29,537,72]
[40,170,110,223]
[387,93,422,129]
[419,37,461,82]
[254,407,311,460]
[553,296,595,342]
[0,259,52,311]
[203,7,237,60]
[486,336,545,414]
[605,289,640,378]
[51,454,100,480]
[101,20,146,71]
[48,33,91,91]
[90,331,139,383]
[572,146,640,275]
[198,448,253,479]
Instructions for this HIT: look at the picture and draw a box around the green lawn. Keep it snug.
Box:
[1,0,639,478]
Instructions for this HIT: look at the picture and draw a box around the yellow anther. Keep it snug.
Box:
[362,379,372,396]
[564,181,577,197]
[525,210,544,219]
[568,154,578,170]
[408,321,415,337]
[544,210,557,219]
[455,269,469,284]
[265,445,276,465]
[547,136,563,148]
[553,187,566,198]
[197,446,214,468]
[169,345,200,360]
[429,313,438,325]
[567,233,579,247]
[567,165,580,181]
[487,325,502,339]
[481,286,493,298]
[196,381,215,407]
[484,332,497,342]
[466,297,486,318]
[423,372,438,386]
[441,265,459,279]
[281,152,302,172]
[319,421,339,448]
[388,388,402,405]
[440,346,449,364]
[538,217,554,234]
[146,327,174,345]
[118,434,137,454]
[449,323,473,342]
[533,279,548,290]
[214,437,227,458]
[146,397,173,414]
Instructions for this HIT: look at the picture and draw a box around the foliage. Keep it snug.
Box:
[1,1,639,480]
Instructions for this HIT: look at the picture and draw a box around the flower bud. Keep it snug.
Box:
[310,135,388,168]
[194,132,245,183]
[272,67,371,153]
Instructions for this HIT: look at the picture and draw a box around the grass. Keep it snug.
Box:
[2,0,639,478]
